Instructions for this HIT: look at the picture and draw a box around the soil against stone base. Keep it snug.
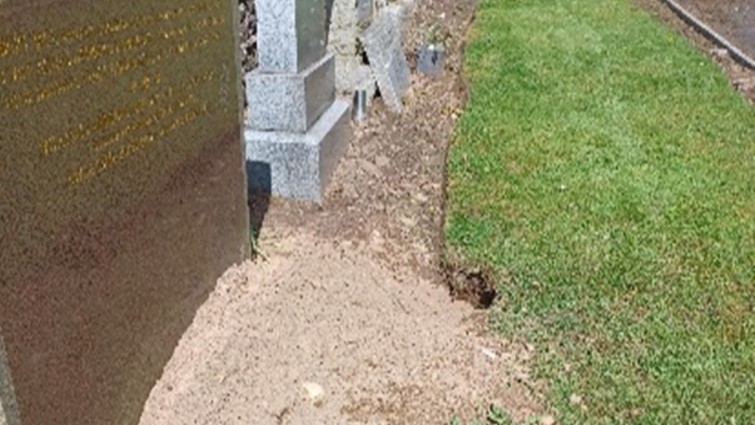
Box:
[140,0,547,424]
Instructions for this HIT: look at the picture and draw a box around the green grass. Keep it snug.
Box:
[445,0,755,423]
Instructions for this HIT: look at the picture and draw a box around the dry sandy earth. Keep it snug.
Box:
[139,237,542,425]
[139,0,547,424]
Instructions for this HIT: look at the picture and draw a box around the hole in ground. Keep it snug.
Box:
[443,261,497,309]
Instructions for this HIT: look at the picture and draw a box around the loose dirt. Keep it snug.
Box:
[139,0,546,424]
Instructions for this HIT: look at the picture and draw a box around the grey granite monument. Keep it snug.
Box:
[246,0,352,201]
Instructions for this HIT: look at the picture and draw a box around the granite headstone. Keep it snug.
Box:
[0,0,249,424]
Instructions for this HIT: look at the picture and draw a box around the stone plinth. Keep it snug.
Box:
[246,100,351,200]
[246,53,336,133]
[246,0,351,201]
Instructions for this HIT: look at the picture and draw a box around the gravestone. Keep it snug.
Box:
[0,1,249,424]
[246,0,352,201]
[360,9,411,112]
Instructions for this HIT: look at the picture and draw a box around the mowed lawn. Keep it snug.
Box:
[446,0,755,423]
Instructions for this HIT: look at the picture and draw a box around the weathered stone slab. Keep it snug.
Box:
[246,53,336,133]
[257,0,328,73]
[246,99,351,201]
[360,10,411,112]
[0,1,249,424]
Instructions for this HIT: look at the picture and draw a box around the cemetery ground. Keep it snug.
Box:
[138,0,755,424]
[141,0,546,424]
[446,0,755,424]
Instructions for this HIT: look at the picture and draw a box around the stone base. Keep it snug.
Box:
[245,99,352,201]
[246,53,336,133]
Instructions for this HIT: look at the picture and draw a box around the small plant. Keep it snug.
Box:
[355,37,364,55]
[487,404,513,425]
[425,19,450,47]
[449,405,513,425]
[249,231,267,261]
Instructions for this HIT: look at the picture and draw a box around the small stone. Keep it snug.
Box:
[375,155,390,167]
[710,48,728,59]
[540,415,556,425]
[302,382,325,405]
[569,393,583,405]
[359,159,381,178]
[481,347,498,360]
[400,216,417,227]
[413,192,429,203]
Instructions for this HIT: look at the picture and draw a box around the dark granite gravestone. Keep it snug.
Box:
[0,1,249,424]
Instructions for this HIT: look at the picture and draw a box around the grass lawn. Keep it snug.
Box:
[445,0,755,423]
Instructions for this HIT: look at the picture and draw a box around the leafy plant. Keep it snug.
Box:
[426,20,450,47]
[488,405,513,425]
[449,405,513,425]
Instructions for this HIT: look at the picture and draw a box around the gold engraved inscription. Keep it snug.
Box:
[39,70,216,157]
[0,15,222,86]
[68,99,210,185]
[3,22,222,110]
[3,0,230,188]
[0,0,219,59]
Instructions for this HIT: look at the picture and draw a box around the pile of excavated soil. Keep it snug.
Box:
[139,237,543,424]
[140,0,548,424]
